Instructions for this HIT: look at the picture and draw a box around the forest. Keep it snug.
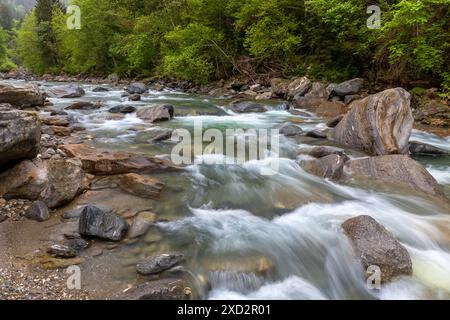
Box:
[0,0,449,89]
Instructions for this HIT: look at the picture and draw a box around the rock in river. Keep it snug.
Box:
[136,253,185,275]
[228,101,267,113]
[47,84,85,98]
[59,144,179,175]
[118,173,164,199]
[332,88,413,156]
[343,155,444,197]
[115,278,190,300]
[342,215,412,282]
[126,82,147,94]
[24,200,49,222]
[136,104,174,122]
[279,124,303,137]
[0,82,45,108]
[0,107,41,168]
[409,142,449,157]
[65,101,100,110]
[302,154,346,180]
[79,205,129,241]
[108,105,136,114]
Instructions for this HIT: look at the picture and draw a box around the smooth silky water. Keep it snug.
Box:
[35,82,450,299]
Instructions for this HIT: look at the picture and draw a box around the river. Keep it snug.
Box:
[11,80,450,299]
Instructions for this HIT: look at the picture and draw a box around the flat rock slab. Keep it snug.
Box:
[342,215,412,282]
[59,144,179,175]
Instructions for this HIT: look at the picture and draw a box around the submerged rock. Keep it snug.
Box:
[108,105,136,114]
[65,101,100,110]
[47,84,85,98]
[279,124,303,137]
[228,101,267,113]
[0,107,41,167]
[115,278,190,300]
[128,94,141,101]
[136,104,174,122]
[78,205,129,241]
[332,88,413,156]
[343,155,444,197]
[92,87,109,92]
[409,142,449,157]
[118,173,164,199]
[306,130,327,139]
[47,244,77,259]
[342,215,412,282]
[0,82,45,108]
[24,201,49,222]
[136,253,185,275]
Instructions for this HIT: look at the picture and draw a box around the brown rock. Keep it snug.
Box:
[59,144,179,175]
[315,101,347,118]
[118,173,164,199]
[343,155,444,197]
[301,154,346,180]
[0,82,45,108]
[332,88,413,156]
[0,107,41,167]
[342,215,412,282]
[136,104,174,123]
[41,116,70,127]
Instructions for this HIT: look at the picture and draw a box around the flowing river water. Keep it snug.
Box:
[13,81,450,299]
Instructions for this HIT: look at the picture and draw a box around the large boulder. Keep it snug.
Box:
[414,100,450,127]
[343,155,444,197]
[47,84,85,98]
[0,107,41,168]
[228,101,267,113]
[0,159,87,209]
[136,253,185,275]
[126,82,147,94]
[78,205,129,241]
[342,215,412,282]
[0,83,45,108]
[331,78,364,97]
[60,144,178,175]
[332,88,413,156]
[136,104,174,122]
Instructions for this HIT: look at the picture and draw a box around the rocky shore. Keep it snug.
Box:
[0,72,449,299]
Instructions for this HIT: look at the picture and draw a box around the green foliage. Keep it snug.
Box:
[8,0,450,90]
[162,23,225,84]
